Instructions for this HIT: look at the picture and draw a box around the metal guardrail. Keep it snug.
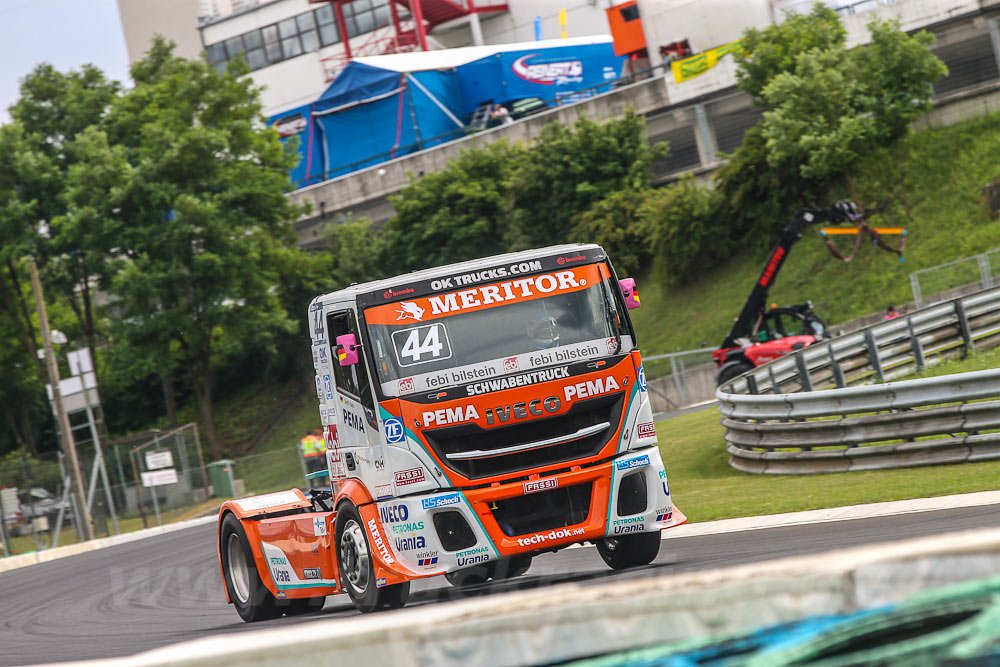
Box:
[716,287,1000,474]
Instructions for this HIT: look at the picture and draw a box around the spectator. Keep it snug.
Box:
[885,305,900,320]
[490,103,513,125]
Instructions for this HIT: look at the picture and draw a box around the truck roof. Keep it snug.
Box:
[311,243,604,308]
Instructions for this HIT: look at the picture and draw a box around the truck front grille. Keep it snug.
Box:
[491,482,593,537]
[423,392,625,479]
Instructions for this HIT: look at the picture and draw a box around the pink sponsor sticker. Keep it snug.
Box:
[394,467,426,486]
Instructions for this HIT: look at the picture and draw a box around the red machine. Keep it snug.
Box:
[713,202,902,385]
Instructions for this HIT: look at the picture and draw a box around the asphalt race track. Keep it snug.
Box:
[2,505,999,665]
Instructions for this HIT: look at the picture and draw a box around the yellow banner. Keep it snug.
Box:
[671,41,743,84]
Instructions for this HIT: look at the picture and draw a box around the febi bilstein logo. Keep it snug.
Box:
[511,54,583,85]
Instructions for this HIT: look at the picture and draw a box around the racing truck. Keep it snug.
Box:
[217,244,687,621]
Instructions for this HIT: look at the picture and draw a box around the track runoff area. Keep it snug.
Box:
[3,492,1000,665]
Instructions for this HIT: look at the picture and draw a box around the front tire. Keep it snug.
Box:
[717,360,753,386]
[220,512,281,622]
[596,531,661,570]
[335,502,409,613]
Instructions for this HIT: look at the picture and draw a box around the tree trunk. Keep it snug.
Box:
[843,166,859,202]
[192,351,219,459]
[18,395,38,456]
[160,372,178,428]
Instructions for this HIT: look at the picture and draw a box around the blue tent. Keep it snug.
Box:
[268,104,326,187]
[279,36,624,183]
[312,61,466,180]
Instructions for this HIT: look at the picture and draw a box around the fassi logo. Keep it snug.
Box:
[512,54,583,85]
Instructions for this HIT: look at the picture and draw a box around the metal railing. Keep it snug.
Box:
[716,286,1000,474]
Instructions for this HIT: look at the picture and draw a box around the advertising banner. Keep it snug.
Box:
[671,40,743,83]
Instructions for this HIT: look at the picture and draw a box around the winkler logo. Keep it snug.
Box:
[511,54,583,85]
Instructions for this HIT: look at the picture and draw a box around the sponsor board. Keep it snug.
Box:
[615,455,650,471]
[524,478,558,494]
[379,504,409,523]
[638,422,656,438]
[394,535,426,551]
[465,366,569,396]
[303,567,321,580]
[515,527,585,547]
[341,409,364,432]
[390,521,424,534]
[421,493,462,510]
[512,54,584,85]
[381,338,627,397]
[638,365,647,392]
[366,518,395,564]
[312,516,328,537]
[375,483,393,499]
[418,557,439,567]
[236,490,302,512]
[376,578,387,588]
[395,467,426,486]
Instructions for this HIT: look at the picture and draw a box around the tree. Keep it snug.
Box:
[638,177,723,284]
[65,38,307,457]
[576,190,651,276]
[324,217,388,288]
[8,64,121,358]
[384,141,522,271]
[507,112,664,249]
[760,18,946,196]
[736,3,846,106]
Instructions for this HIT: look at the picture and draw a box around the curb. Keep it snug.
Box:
[0,515,217,574]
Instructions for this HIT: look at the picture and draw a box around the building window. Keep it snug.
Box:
[205,5,345,72]
[343,0,390,39]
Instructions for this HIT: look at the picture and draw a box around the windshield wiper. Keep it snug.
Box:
[601,280,622,355]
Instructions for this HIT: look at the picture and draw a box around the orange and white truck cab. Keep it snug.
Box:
[217,244,686,621]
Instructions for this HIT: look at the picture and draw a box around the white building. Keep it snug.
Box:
[119,0,895,118]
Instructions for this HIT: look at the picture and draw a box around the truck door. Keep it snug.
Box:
[326,307,391,494]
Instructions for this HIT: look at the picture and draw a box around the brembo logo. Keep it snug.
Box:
[383,287,415,300]
[556,255,586,265]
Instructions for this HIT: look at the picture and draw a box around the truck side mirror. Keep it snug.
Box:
[335,333,360,366]
[619,278,640,310]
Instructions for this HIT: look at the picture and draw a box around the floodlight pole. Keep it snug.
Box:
[28,258,93,542]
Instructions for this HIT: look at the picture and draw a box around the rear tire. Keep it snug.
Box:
[335,502,409,613]
[220,512,281,623]
[596,531,661,570]
[717,360,753,386]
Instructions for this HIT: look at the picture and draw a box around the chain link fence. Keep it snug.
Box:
[643,347,718,413]
[910,248,1000,308]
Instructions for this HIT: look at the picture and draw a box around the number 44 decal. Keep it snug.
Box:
[391,323,453,367]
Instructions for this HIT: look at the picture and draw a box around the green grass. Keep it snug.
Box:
[632,111,1000,355]
[906,345,1000,380]
[657,408,1000,523]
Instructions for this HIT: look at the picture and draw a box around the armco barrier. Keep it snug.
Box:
[59,527,1000,667]
[716,287,1000,474]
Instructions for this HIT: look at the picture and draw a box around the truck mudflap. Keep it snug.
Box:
[366,446,685,577]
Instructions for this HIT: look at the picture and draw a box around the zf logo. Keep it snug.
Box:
[384,417,405,444]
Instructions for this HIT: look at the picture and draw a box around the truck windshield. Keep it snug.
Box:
[364,263,632,397]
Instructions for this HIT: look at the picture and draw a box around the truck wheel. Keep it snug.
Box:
[493,556,532,580]
[220,513,281,622]
[596,531,661,570]
[445,562,497,587]
[717,360,753,386]
[335,502,409,613]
